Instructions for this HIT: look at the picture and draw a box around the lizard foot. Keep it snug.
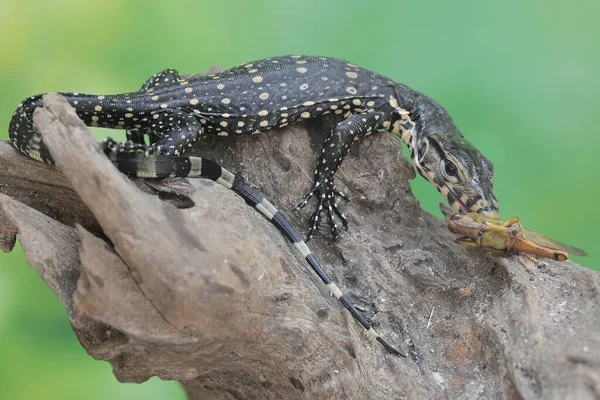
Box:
[297,180,349,240]
[101,138,161,157]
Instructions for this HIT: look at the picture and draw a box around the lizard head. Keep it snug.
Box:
[410,131,499,219]
[404,95,499,218]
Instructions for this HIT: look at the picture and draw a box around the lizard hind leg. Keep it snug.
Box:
[150,111,203,156]
[105,110,202,155]
[106,110,204,178]
[125,69,184,145]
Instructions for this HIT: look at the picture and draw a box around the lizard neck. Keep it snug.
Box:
[384,83,421,147]
[410,93,463,140]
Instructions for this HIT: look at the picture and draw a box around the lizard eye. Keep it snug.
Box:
[444,159,458,176]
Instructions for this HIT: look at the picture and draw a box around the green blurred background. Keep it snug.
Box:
[1,0,598,398]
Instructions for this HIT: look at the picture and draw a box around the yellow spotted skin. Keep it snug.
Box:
[8,55,498,238]
[7,55,500,357]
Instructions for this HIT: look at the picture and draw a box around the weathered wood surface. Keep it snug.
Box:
[1,94,598,399]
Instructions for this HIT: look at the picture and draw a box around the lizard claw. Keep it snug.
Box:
[295,186,316,210]
[334,188,350,202]
[300,180,348,240]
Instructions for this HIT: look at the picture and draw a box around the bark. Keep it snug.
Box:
[1,93,598,400]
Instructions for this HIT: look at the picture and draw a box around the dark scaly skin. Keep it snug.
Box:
[8,55,500,357]
[9,55,499,238]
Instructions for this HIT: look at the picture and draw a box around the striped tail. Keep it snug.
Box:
[110,151,405,357]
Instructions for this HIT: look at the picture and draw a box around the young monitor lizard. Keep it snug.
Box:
[9,55,499,356]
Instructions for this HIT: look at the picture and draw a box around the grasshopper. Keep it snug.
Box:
[440,205,587,261]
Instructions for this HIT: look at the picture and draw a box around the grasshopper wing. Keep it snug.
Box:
[523,229,588,257]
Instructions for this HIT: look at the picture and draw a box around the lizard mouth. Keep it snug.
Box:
[447,189,471,214]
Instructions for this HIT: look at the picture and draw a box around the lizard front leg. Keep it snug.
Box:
[298,111,385,239]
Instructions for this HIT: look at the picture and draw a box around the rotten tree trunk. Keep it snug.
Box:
[1,94,598,399]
